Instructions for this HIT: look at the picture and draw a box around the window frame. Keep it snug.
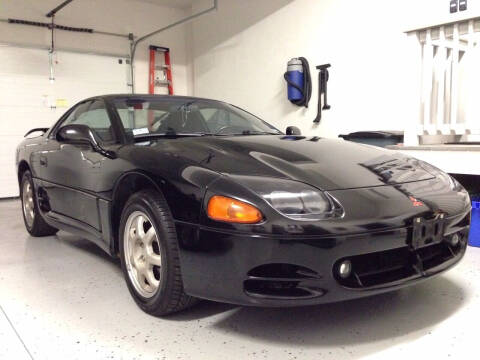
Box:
[49,98,124,145]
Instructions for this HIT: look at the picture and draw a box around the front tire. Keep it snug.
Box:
[20,171,58,237]
[119,189,197,316]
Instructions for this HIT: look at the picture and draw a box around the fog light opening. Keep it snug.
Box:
[450,233,460,247]
[338,260,352,279]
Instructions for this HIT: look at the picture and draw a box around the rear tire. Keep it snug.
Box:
[119,189,197,316]
[20,171,58,237]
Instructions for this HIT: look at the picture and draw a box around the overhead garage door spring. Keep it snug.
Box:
[7,18,93,33]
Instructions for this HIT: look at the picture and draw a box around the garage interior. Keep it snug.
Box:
[1,0,480,359]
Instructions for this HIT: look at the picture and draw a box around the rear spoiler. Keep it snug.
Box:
[24,128,49,137]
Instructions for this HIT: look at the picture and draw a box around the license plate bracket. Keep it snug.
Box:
[411,214,446,249]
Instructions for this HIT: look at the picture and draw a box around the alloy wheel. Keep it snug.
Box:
[123,211,163,298]
[22,180,35,227]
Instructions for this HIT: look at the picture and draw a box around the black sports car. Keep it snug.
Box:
[16,94,471,315]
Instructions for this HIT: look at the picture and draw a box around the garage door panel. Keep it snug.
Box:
[0,77,58,109]
[0,45,129,198]
[0,110,58,136]
[0,48,50,76]
[0,135,22,198]
[0,109,59,134]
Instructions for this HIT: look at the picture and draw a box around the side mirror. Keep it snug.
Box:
[57,124,94,144]
[57,124,116,159]
[286,126,301,135]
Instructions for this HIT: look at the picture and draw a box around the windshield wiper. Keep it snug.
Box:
[133,130,281,139]
[237,130,281,136]
[134,132,211,139]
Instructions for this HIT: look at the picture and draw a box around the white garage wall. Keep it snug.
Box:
[189,0,480,138]
[0,0,192,95]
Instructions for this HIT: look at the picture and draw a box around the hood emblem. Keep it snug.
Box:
[409,196,424,207]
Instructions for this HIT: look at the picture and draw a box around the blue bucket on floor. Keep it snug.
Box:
[469,197,480,247]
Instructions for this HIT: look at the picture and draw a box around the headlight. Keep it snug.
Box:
[232,176,343,221]
[447,175,470,204]
[264,190,332,219]
[416,159,452,183]
[416,160,470,204]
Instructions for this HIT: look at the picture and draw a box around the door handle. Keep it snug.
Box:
[40,156,47,166]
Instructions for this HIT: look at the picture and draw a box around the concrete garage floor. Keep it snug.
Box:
[1,199,479,360]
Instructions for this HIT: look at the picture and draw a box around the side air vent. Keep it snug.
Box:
[244,263,325,300]
[36,187,51,212]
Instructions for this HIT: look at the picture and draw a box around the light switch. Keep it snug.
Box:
[450,0,458,13]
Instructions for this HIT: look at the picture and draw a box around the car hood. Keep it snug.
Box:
[146,135,435,191]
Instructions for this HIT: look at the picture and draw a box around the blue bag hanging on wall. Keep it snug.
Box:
[286,59,304,101]
[284,57,312,107]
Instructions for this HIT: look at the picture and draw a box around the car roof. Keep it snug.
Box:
[86,94,224,104]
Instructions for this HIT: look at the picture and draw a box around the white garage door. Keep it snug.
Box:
[0,45,130,198]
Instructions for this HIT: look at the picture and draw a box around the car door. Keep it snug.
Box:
[38,99,119,231]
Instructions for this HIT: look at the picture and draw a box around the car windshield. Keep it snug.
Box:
[113,98,282,138]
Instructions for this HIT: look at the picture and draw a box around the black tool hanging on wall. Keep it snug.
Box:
[313,64,331,123]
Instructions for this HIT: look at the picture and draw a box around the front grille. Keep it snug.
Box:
[335,234,466,289]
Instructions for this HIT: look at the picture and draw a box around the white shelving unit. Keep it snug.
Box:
[392,17,480,177]
[405,17,480,144]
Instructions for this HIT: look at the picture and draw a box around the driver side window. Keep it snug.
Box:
[62,100,115,143]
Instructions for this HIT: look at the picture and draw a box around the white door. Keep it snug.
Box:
[0,45,130,198]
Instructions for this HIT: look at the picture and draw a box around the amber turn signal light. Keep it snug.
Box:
[207,196,263,224]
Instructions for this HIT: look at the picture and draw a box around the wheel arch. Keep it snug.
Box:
[110,171,164,255]
[18,160,31,184]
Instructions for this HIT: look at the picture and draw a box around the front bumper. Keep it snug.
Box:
[176,221,469,307]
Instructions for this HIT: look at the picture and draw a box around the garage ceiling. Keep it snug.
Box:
[131,0,196,9]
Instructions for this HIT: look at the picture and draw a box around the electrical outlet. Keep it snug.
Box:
[450,0,458,13]
[459,0,467,11]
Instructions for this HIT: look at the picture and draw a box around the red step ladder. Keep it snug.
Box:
[148,45,173,95]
